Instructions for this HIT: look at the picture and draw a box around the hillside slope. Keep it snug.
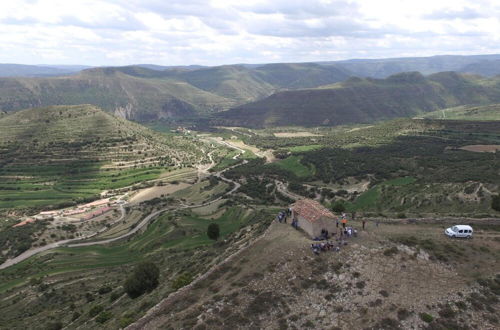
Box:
[0,69,234,121]
[422,104,500,121]
[215,72,500,127]
[0,105,208,210]
[0,63,350,121]
[128,221,500,330]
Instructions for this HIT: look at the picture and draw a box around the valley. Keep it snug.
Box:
[0,63,498,330]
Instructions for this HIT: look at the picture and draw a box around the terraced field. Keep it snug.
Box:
[0,105,211,210]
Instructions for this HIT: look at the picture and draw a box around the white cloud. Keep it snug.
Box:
[0,0,498,65]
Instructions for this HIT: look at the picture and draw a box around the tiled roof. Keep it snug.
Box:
[291,199,335,222]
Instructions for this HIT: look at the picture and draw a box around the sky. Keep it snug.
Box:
[1,0,499,66]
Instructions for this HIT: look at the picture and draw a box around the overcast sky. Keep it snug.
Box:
[1,0,499,66]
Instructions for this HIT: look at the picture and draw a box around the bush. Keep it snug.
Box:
[172,273,193,290]
[98,286,112,295]
[331,201,346,213]
[379,290,389,297]
[96,311,113,324]
[492,194,500,212]
[383,247,399,256]
[120,317,135,328]
[207,223,220,241]
[124,262,160,298]
[438,306,455,318]
[45,322,63,330]
[109,291,122,302]
[397,308,411,320]
[88,305,104,317]
[420,312,434,323]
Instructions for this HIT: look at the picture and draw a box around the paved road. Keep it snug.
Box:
[0,145,246,270]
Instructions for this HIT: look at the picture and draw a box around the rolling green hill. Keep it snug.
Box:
[253,63,350,89]
[422,104,500,121]
[0,63,351,122]
[215,72,500,127]
[0,105,208,210]
[0,69,234,121]
[162,65,275,103]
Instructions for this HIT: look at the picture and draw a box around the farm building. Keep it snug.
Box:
[290,199,336,238]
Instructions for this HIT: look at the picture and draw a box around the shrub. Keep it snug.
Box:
[331,201,346,213]
[383,247,398,256]
[379,290,390,297]
[72,311,80,321]
[45,322,63,330]
[88,305,104,317]
[397,308,411,320]
[124,262,160,298]
[96,311,112,324]
[438,306,455,318]
[207,223,220,241]
[98,286,112,295]
[109,291,122,302]
[420,312,434,323]
[172,273,193,290]
[119,317,134,328]
[492,194,500,212]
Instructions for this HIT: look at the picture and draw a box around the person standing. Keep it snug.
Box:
[341,217,347,229]
[362,219,366,230]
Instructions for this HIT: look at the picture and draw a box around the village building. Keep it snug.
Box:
[290,199,336,238]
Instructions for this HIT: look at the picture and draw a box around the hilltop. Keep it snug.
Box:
[214,72,500,127]
[128,220,500,329]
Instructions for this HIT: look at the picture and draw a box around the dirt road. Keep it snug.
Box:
[0,147,245,270]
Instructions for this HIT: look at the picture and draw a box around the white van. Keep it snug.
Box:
[445,225,473,238]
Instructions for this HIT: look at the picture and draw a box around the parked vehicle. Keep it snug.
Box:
[445,225,473,238]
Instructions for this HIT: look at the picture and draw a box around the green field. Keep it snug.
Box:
[0,164,165,210]
[347,177,416,211]
[272,156,314,178]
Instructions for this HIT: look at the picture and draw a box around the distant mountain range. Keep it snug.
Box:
[0,63,349,121]
[1,54,500,124]
[214,72,500,127]
[0,64,92,77]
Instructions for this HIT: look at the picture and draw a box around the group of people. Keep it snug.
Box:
[311,239,348,255]
[276,208,292,223]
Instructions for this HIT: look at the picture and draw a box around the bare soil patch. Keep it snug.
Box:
[129,183,190,205]
[460,144,500,153]
[274,132,322,137]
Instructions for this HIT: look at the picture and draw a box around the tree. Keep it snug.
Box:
[331,200,346,213]
[492,194,500,212]
[207,223,220,241]
[124,261,160,298]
